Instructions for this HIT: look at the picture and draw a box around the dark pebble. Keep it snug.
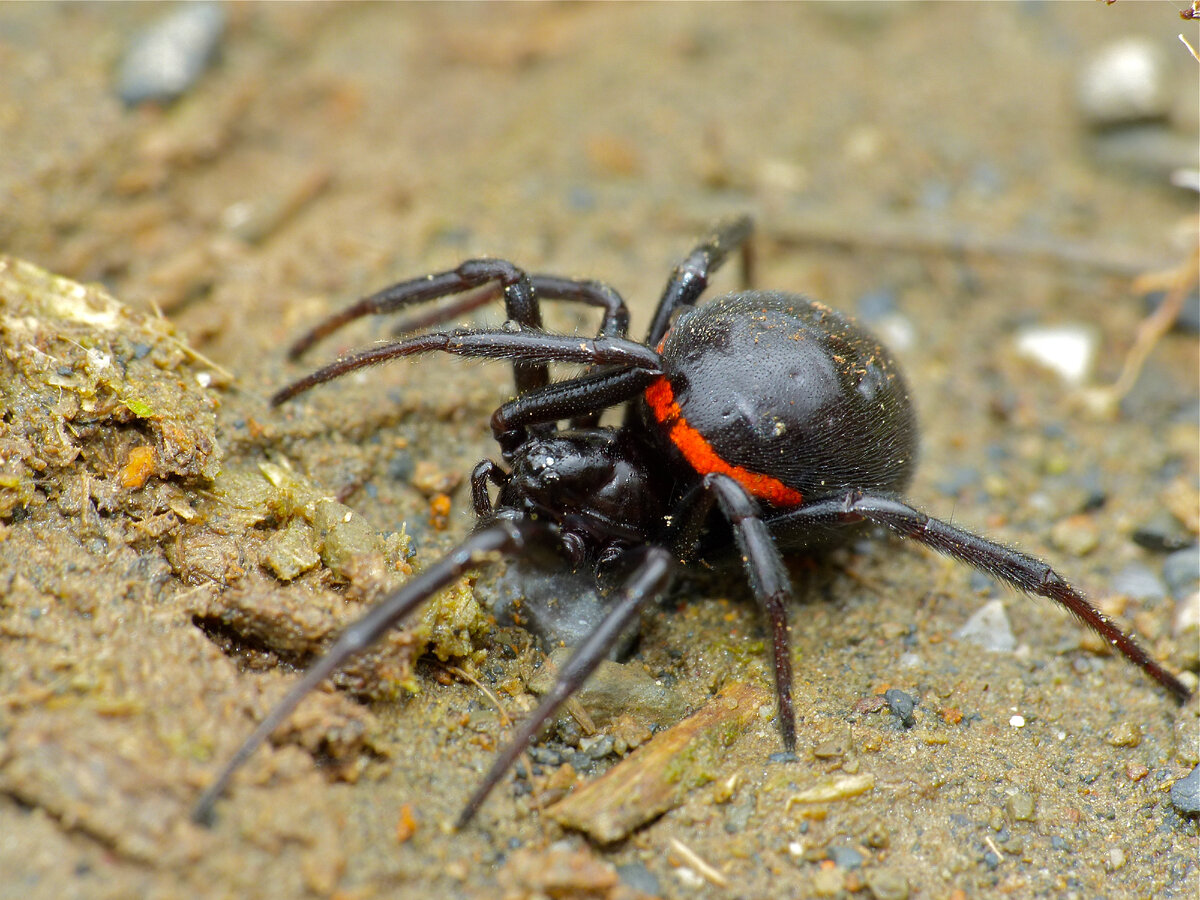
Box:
[827,845,864,869]
[1169,765,1200,816]
[885,688,916,728]
[617,862,661,896]
[1131,511,1195,553]
[983,850,1001,870]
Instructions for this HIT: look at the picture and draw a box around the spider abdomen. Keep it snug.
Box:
[646,292,918,508]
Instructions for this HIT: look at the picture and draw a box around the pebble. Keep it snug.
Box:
[954,599,1017,653]
[1131,512,1195,554]
[616,862,660,896]
[1014,325,1096,386]
[1162,545,1200,599]
[826,845,864,869]
[1169,765,1200,816]
[1049,514,1100,557]
[1077,37,1171,129]
[865,869,910,900]
[884,689,916,728]
[117,2,227,106]
[1006,791,1037,822]
[1109,563,1166,601]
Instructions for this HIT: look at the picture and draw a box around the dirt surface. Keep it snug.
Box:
[1,4,1197,899]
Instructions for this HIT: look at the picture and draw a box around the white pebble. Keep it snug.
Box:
[1077,37,1171,128]
[1014,324,1096,385]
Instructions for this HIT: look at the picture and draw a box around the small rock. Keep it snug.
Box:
[1110,563,1166,601]
[865,868,910,900]
[117,2,227,106]
[1014,325,1096,386]
[884,689,916,728]
[1106,722,1142,748]
[954,599,1017,652]
[1131,511,1195,553]
[1077,37,1172,129]
[1006,791,1037,822]
[826,845,864,869]
[262,519,320,581]
[1107,846,1127,872]
[616,861,660,896]
[1049,514,1100,557]
[1169,765,1200,816]
[1162,546,1200,599]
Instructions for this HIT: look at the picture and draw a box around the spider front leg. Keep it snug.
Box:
[769,491,1191,702]
[271,328,662,407]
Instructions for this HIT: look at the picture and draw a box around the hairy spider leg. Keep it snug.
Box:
[455,546,674,827]
[665,472,800,751]
[767,491,1190,702]
[270,329,663,407]
[645,215,755,347]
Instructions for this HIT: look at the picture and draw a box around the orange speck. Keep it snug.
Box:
[120,446,156,489]
[430,493,452,530]
[395,803,418,844]
[940,706,963,725]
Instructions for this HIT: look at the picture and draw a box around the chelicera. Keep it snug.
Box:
[193,216,1190,829]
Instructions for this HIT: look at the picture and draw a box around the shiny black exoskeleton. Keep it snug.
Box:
[194,217,1189,830]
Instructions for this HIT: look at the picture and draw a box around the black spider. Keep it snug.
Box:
[193,216,1189,829]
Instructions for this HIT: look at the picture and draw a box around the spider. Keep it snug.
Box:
[193,216,1189,829]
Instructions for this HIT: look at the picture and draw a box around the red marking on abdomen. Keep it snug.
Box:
[645,376,805,508]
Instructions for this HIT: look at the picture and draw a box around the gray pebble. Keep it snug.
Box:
[1169,765,1200,816]
[884,688,916,728]
[1110,563,1166,601]
[616,862,661,896]
[827,845,864,869]
[954,599,1017,653]
[118,2,227,106]
[865,868,909,900]
[1077,37,1171,129]
[1162,545,1200,599]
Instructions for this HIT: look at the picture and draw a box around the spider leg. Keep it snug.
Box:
[645,216,755,346]
[455,545,673,827]
[768,491,1191,702]
[490,367,659,454]
[271,329,663,406]
[191,518,543,827]
[668,472,798,752]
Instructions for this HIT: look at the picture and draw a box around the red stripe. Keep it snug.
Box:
[645,376,804,508]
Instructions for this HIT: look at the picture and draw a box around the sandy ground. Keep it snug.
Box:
[1,4,1197,899]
